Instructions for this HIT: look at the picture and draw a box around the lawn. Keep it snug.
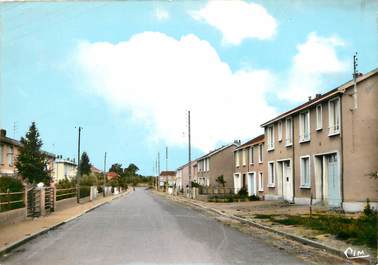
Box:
[253,211,377,249]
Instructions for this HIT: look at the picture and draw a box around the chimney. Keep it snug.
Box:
[0,129,6,137]
[315,93,322,98]
[308,96,312,101]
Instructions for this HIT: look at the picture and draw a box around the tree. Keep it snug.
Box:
[109,163,123,175]
[124,163,139,176]
[15,122,51,185]
[216,175,226,187]
[79,152,91,176]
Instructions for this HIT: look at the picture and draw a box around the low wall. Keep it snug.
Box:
[0,207,26,227]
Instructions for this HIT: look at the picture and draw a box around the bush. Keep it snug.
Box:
[249,194,260,201]
[237,187,248,198]
[0,177,24,212]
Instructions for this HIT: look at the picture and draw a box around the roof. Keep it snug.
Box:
[197,142,239,161]
[107,172,119,177]
[159,171,176,176]
[261,68,378,127]
[91,165,103,173]
[55,159,77,166]
[0,134,56,158]
[235,134,264,150]
[176,159,198,170]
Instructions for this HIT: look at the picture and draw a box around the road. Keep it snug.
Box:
[1,188,305,265]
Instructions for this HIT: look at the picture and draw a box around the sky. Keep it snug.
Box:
[0,0,377,175]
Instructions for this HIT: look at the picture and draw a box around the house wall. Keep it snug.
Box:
[206,145,236,187]
[0,142,20,176]
[341,74,378,209]
[234,141,266,197]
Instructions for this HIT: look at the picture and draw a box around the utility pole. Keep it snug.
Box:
[353,52,359,109]
[165,146,168,171]
[188,110,192,187]
[76,126,82,203]
[103,152,107,197]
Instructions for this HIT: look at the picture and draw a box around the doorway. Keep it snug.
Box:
[247,172,256,196]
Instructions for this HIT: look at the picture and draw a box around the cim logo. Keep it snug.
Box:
[344,247,370,259]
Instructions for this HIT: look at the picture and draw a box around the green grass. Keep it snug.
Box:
[271,214,377,248]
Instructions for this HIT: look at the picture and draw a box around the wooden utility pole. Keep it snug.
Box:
[103,152,107,197]
[76,126,82,203]
[188,110,192,187]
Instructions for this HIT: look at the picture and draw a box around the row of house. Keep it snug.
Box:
[169,67,378,212]
[0,128,102,182]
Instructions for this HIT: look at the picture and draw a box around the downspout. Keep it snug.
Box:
[292,117,296,204]
[340,95,345,209]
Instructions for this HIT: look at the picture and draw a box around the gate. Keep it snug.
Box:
[45,187,55,213]
[27,188,41,217]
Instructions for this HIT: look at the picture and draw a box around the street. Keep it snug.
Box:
[1,188,305,265]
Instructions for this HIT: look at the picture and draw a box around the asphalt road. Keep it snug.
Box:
[1,188,305,265]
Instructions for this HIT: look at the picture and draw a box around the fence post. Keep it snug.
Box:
[24,186,28,218]
[40,187,46,216]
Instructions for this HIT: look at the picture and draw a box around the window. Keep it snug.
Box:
[235,151,240,167]
[267,125,274,150]
[299,110,310,142]
[258,172,264,191]
[0,144,3,164]
[278,121,282,141]
[316,104,322,130]
[258,144,263,163]
[329,98,341,135]
[268,162,275,187]
[8,146,14,166]
[285,118,293,146]
[242,149,246,166]
[300,156,311,188]
[249,147,254,164]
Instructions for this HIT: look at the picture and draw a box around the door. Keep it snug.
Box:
[327,154,341,207]
[247,172,256,196]
[282,161,293,202]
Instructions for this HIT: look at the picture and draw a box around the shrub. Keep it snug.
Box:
[237,187,248,198]
[0,177,24,212]
[249,194,260,201]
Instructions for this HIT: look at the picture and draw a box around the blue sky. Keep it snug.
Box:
[1,1,377,175]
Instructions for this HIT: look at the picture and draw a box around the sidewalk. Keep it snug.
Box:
[159,192,376,264]
[0,190,130,254]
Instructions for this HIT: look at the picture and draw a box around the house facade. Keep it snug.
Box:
[53,156,77,182]
[176,160,197,190]
[159,171,176,190]
[233,134,266,196]
[197,143,239,188]
[0,129,55,179]
[261,68,378,212]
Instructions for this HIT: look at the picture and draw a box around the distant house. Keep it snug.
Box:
[106,172,119,181]
[91,165,103,174]
[53,156,77,182]
[0,129,55,179]
[261,68,378,212]
[159,171,176,190]
[233,134,265,196]
[197,142,239,188]
[176,160,197,190]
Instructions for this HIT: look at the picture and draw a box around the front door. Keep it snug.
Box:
[247,172,256,196]
[282,161,293,202]
[327,154,341,207]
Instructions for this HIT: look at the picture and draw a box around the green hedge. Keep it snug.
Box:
[0,177,25,212]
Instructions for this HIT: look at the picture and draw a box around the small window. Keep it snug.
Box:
[300,156,311,188]
[299,110,310,142]
[278,121,282,141]
[268,162,275,187]
[267,126,274,150]
[0,144,3,164]
[242,149,246,166]
[235,151,240,167]
[316,104,322,130]
[285,118,293,146]
[249,147,254,164]
[258,144,263,163]
[329,98,341,135]
[258,172,264,191]
[8,146,14,166]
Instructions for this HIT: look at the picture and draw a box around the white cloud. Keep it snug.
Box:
[155,8,169,21]
[190,0,277,45]
[280,32,348,102]
[74,32,276,152]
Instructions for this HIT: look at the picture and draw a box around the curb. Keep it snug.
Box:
[0,191,129,257]
[167,195,363,261]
